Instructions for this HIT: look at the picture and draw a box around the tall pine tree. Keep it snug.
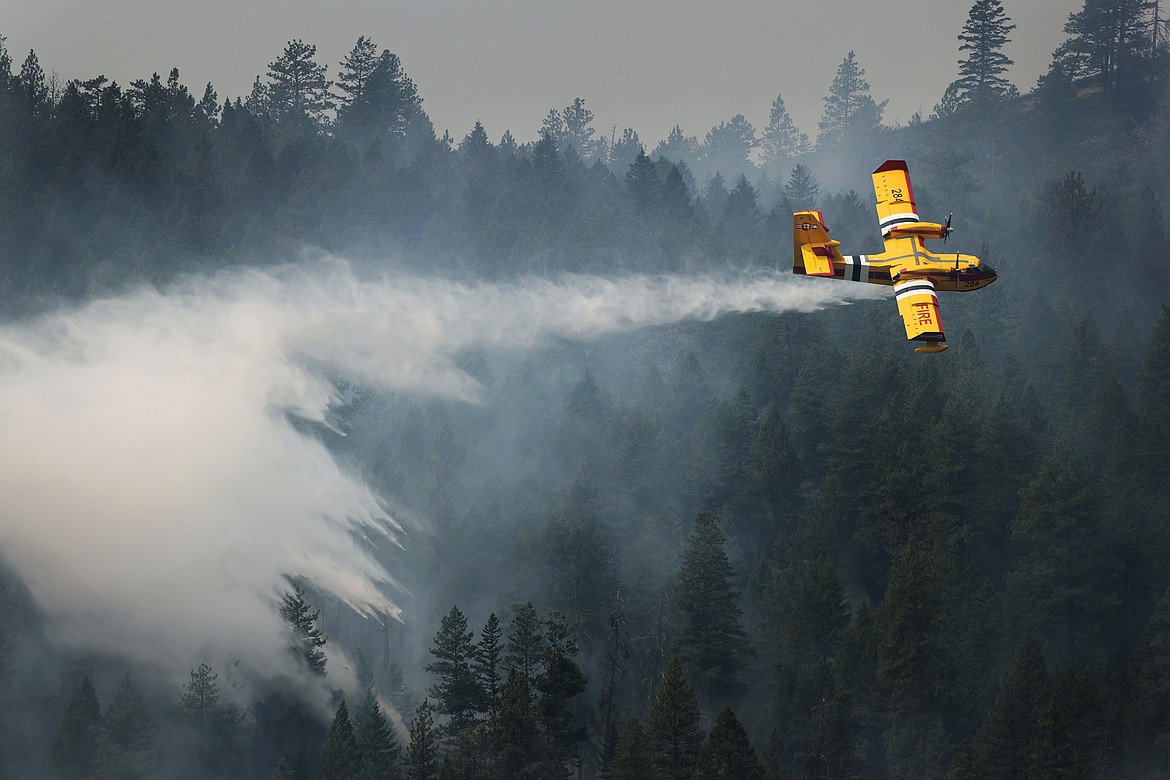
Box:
[319,698,361,780]
[425,605,482,736]
[358,703,403,780]
[695,706,764,780]
[759,94,811,172]
[280,584,327,676]
[646,658,702,780]
[817,52,887,147]
[266,39,332,127]
[673,513,750,707]
[1055,0,1158,116]
[51,675,101,779]
[405,700,439,780]
[944,0,1017,110]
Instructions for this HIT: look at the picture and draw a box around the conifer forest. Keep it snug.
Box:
[4,0,1170,778]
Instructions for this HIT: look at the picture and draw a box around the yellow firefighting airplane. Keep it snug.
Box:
[793,160,997,353]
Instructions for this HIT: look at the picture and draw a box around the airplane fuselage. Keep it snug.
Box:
[792,232,998,292]
[792,250,998,292]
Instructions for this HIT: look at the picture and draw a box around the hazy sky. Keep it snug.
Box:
[7,0,1081,145]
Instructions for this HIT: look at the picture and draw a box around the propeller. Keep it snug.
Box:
[944,214,959,274]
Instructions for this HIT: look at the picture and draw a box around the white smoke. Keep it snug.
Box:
[0,258,880,683]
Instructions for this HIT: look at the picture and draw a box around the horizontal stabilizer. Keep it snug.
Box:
[801,245,835,276]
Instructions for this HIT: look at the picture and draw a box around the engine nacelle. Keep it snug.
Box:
[883,221,950,240]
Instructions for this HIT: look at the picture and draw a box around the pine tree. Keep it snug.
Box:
[610,126,643,171]
[1030,666,1104,778]
[196,82,219,126]
[473,613,503,711]
[720,175,760,243]
[336,38,421,142]
[177,663,244,775]
[1137,305,1170,478]
[1055,0,1158,116]
[701,115,756,176]
[598,718,620,779]
[1132,586,1170,772]
[320,698,361,780]
[837,591,879,715]
[817,51,887,147]
[270,757,294,780]
[653,125,700,165]
[744,402,805,526]
[947,0,1017,108]
[266,39,333,127]
[599,590,631,738]
[1008,452,1122,662]
[96,671,155,777]
[659,165,695,226]
[777,557,850,670]
[702,172,730,218]
[759,94,811,170]
[406,700,440,780]
[335,36,379,115]
[804,690,865,779]
[485,672,543,779]
[646,658,702,780]
[541,97,599,159]
[536,614,588,772]
[358,703,403,780]
[674,513,749,705]
[0,604,9,695]
[1033,60,1081,131]
[425,605,482,736]
[462,119,492,158]
[695,706,764,779]
[529,130,568,215]
[625,147,661,216]
[783,164,820,210]
[280,584,327,675]
[353,649,378,727]
[561,97,599,159]
[438,725,487,780]
[760,729,792,780]
[975,632,1048,779]
[51,675,102,779]
[945,736,979,780]
[932,81,965,119]
[0,34,14,95]
[504,602,545,696]
[17,50,49,116]
[608,717,652,780]
[1036,171,1107,267]
[875,534,949,716]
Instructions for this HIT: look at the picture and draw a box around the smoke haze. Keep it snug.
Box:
[0,258,881,684]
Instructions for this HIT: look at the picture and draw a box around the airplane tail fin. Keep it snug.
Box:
[793,211,838,277]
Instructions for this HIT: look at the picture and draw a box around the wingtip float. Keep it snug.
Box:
[793,159,997,353]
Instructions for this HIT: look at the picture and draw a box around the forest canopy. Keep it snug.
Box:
[2,0,1170,777]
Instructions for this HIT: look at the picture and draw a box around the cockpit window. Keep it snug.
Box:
[978,262,996,275]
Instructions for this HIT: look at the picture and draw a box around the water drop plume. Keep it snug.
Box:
[0,258,878,683]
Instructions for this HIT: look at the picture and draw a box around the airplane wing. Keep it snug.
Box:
[872,160,919,238]
[892,278,948,352]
